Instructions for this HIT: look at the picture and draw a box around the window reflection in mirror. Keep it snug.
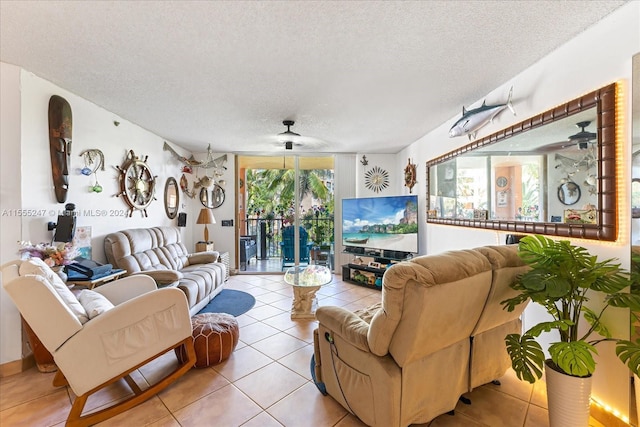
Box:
[426,83,616,241]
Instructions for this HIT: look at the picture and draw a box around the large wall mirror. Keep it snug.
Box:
[426,82,617,241]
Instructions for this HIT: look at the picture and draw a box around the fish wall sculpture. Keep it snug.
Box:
[449,87,515,140]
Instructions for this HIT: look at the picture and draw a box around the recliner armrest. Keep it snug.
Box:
[188,252,219,264]
[316,306,370,353]
[93,274,157,305]
[132,270,183,286]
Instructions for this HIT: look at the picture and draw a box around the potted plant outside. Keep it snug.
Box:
[501,235,640,426]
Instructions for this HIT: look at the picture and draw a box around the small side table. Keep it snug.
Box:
[66,269,126,290]
[284,265,332,320]
[196,241,215,252]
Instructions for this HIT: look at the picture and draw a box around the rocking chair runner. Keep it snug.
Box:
[280,226,313,270]
[2,259,196,427]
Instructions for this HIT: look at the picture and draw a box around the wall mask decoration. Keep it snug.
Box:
[48,95,72,203]
[79,149,105,193]
[115,150,157,217]
[404,159,417,193]
[364,166,389,193]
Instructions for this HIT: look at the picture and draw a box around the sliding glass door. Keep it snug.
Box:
[237,155,334,273]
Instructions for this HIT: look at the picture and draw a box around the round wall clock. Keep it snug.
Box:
[404,159,417,193]
[496,176,508,188]
[365,166,390,193]
[115,150,157,217]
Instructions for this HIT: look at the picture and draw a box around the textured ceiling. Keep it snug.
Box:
[0,1,627,154]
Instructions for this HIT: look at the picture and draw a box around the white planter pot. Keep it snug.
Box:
[545,360,592,427]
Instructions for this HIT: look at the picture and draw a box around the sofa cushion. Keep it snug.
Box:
[19,258,89,324]
[78,289,115,319]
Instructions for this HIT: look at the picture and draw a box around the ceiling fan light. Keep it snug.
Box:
[285,141,293,150]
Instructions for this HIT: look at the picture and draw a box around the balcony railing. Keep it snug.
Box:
[241,215,334,259]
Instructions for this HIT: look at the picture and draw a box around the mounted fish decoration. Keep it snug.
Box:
[449,87,515,140]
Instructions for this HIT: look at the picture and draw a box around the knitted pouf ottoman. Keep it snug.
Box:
[176,312,239,368]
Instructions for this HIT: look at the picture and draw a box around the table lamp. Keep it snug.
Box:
[196,208,216,243]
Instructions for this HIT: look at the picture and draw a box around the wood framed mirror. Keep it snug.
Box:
[426,82,617,241]
[164,177,179,219]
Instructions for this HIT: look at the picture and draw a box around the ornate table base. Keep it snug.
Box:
[291,285,320,319]
[284,265,332,320]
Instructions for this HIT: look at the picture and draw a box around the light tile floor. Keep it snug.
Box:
[0,274,607,427]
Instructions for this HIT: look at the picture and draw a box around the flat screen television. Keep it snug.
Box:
[342,195,419,257]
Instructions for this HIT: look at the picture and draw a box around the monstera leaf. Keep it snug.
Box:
[505,334,545,383]
[616,340,640,377]
[549,341,597,377]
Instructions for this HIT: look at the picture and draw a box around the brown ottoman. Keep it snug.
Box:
[176,313,239,368]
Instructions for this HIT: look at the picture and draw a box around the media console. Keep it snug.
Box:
[342,249,412,290]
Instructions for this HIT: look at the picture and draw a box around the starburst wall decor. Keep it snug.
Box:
[364,166,389,193]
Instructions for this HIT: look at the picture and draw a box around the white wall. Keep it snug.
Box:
[399,1,639,419]
[0,69,212,364]
[0,63,24,364]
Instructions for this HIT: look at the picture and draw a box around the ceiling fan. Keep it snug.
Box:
[270,120,328,151]
[278,120,300,150]
[537,121,597,152]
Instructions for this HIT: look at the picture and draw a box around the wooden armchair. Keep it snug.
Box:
[2,258,196,427]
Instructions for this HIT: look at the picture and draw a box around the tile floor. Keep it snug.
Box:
[0,274,607,427]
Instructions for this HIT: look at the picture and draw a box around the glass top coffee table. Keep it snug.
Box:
[284,265,332,319]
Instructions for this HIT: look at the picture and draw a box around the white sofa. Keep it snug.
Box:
[104,226,226,316]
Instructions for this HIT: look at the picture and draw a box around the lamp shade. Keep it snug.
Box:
[196,208,216,243]
[196,208,216,225]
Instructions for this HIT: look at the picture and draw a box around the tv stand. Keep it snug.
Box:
[341,252,412,290]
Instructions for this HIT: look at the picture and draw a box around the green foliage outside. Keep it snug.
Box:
[246,168,334,244]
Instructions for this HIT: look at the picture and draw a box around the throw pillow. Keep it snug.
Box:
[78,290,115,319]
[19,258,89,324]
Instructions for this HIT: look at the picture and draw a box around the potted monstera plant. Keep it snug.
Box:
[501,235,640,426]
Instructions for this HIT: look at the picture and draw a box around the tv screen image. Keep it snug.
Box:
[342,195,418,255]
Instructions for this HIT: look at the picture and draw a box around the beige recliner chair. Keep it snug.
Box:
[313,249,495,427]
[2,258,196,427]
[469,245,529,391]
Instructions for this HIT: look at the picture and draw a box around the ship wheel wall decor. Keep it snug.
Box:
[404,158,417,193]
[364,166,390,193]
[115,150,157,217]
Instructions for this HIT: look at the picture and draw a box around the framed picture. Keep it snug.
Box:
[473,209,488,220]
[368,261,381,269]
[564,208,597,224]
[497,191,508,207]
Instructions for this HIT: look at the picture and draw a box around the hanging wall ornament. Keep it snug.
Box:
[115,150,157,217]
[364,166,390,193]
[404,158,417,193]
[79,149,105,193]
